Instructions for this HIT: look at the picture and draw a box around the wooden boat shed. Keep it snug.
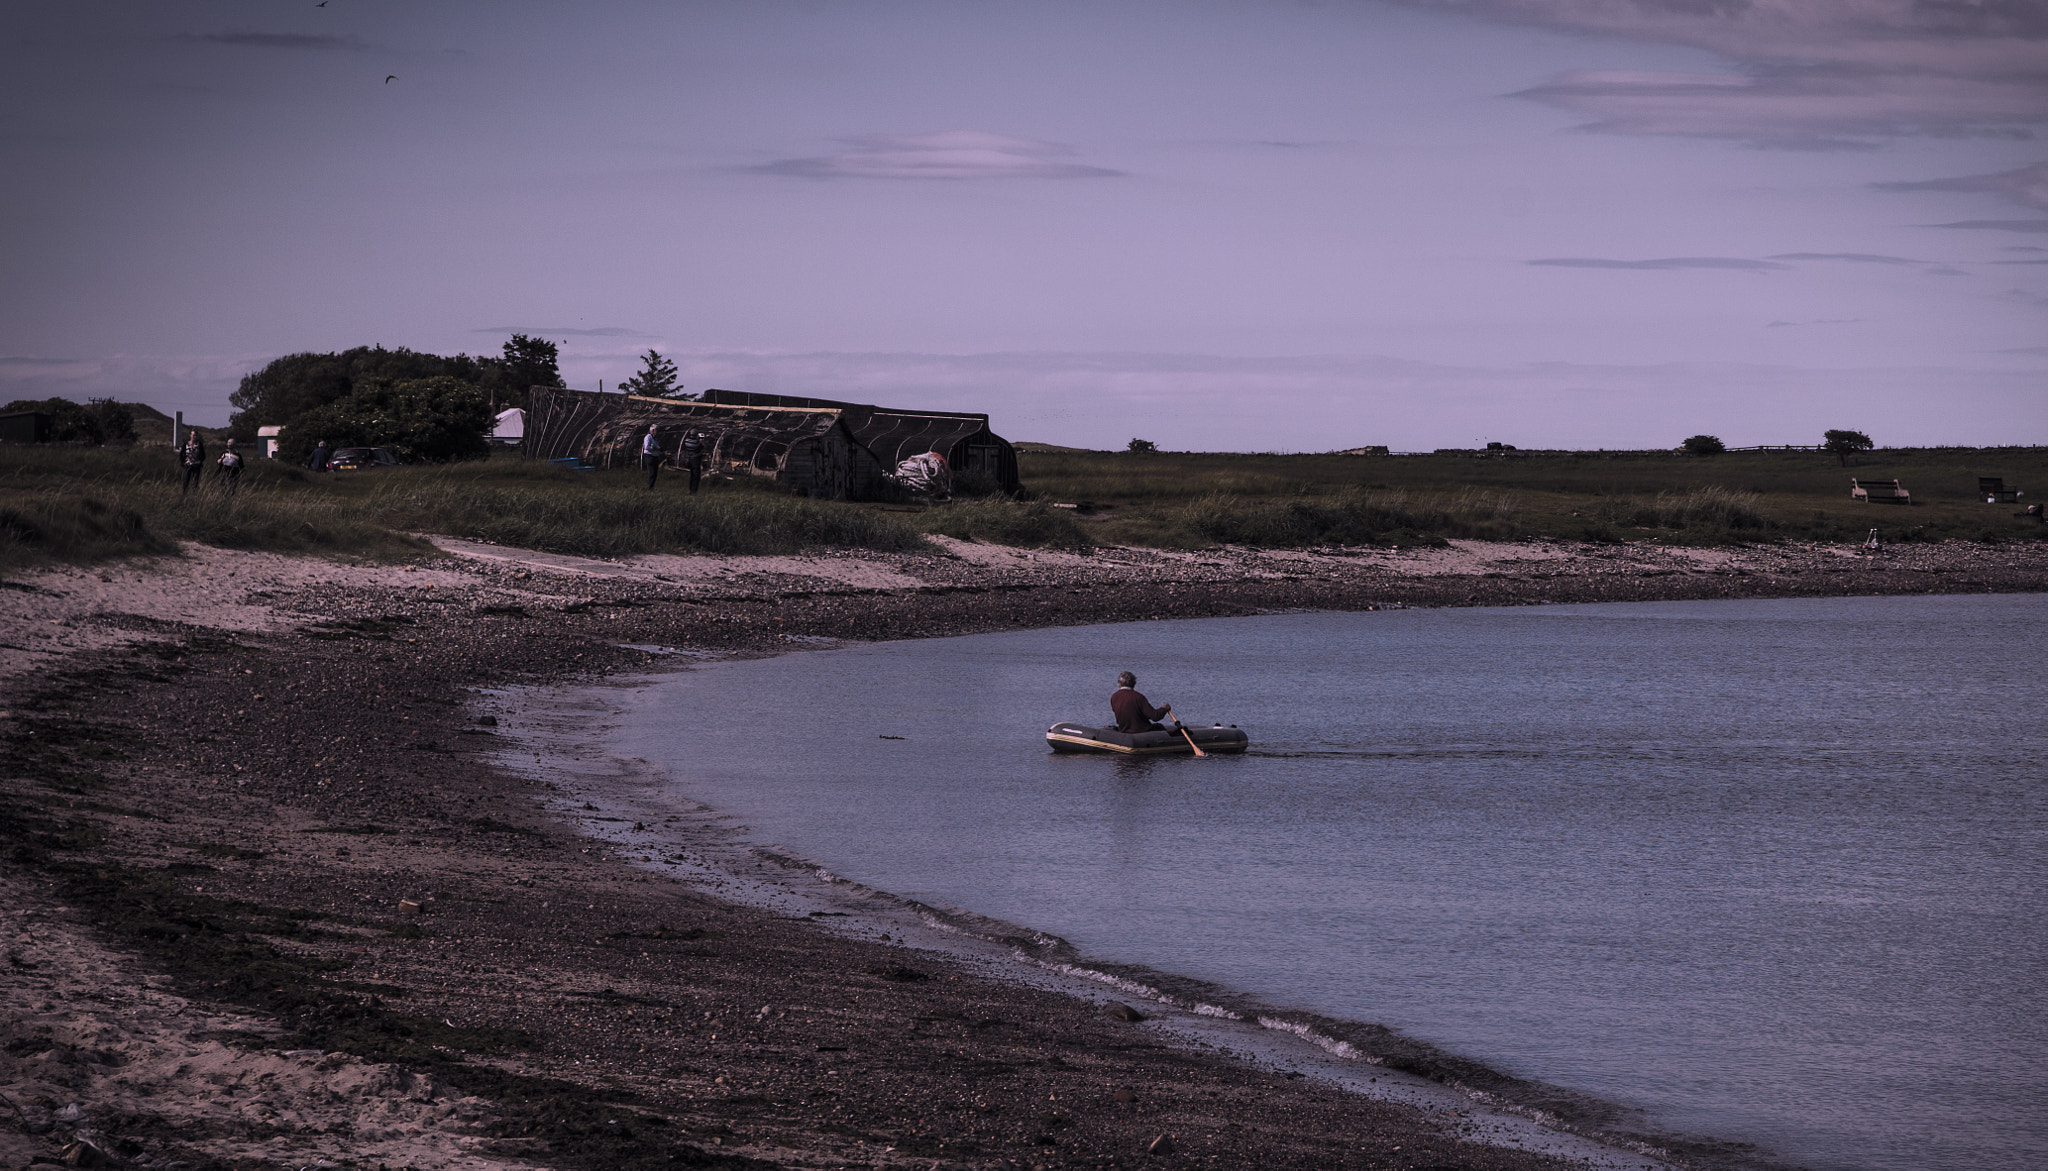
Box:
[523,387,891,499]
[697,390,1020,492]
[523,385,1020,498]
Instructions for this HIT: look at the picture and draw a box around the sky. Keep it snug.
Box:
[3,0,2045,451]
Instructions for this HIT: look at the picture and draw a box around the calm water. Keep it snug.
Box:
[608,595,2048,1170]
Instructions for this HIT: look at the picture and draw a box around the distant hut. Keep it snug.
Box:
[523,387,888,499]
[696,390,1020,491]
[0,411,54,445]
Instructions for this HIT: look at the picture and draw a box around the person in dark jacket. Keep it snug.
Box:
[179,430,206,494]
[682,430,705,494]
[307,440,330,472]
[1110,671,1172,733]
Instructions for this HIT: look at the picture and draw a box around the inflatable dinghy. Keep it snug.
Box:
[1046,721,1249,756]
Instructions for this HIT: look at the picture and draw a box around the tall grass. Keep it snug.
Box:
[0,449,929,569]
[917,499,1092,548]
[369,469,929,557]
[1172,488,1515,547]
[1596,486,1769,534]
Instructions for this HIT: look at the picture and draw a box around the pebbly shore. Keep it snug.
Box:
[3,534,2044,1171]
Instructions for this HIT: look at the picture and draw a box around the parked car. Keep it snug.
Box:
[325,446,399,471]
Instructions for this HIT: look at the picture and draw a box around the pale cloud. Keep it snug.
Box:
[570,348,2046,451]
[1527,256,1788,270]
[0,354,266,425]
[1412,1,2048,145]
[1874,161,2048,211]
[756,131,1122,180]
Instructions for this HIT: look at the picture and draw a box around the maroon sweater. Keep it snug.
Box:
[1110,687,1169,733]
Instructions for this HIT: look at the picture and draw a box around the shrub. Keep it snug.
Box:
[1681,434,1726,455]
[919,499,1090,548]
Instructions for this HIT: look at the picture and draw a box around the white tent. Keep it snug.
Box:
[491,407,525,444]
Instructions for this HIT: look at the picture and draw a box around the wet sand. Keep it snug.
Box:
[3,535,2043,1170]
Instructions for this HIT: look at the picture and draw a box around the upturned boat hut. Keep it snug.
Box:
[523,385,1022,498]
[696,390,1020,492]
[522,387,889,499]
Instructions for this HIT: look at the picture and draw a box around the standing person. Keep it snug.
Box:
[216,438,244,495]
[179,429,206,494]
[682,430,705,494]
[307,439,330,473]
[1110,671,1172,733]
[641,424,664,489]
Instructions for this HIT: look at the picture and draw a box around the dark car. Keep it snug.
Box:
[325,446,400,471]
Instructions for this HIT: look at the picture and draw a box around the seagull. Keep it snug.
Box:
[316,2,327,7]
[385,74,397,83]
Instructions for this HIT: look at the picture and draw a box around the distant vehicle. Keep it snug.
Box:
[325,446,400,471]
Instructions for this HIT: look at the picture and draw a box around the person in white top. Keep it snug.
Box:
[640,425,664,490]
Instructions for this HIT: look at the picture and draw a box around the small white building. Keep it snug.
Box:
[257,425,284,459]
[491,407,525,445]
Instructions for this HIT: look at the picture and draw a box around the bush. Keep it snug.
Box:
[919,499,1090,548]
[284,376,494,464]
[1681,434,1725,455]
[1175,488,1508,547]
[1,397,135,445]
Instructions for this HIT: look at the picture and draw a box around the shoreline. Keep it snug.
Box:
[488,666,1697,1170]
[4,535,2043,1170]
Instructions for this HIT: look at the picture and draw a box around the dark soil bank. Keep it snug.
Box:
[4,539,2043,1170]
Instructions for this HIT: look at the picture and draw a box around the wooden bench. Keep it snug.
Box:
[1851,478,1911,504]
[1980,477,2020,504]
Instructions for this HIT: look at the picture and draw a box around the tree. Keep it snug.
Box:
[1682,434,1726,455]
[281,376,494,464]
[1126,438,1158,453]
[87,398,138,445]
[481,334,564,409]
[618,349,684,397]
[229,345,489,441]
[1823,429,1874,465]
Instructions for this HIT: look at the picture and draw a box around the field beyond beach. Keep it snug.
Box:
[3,487,2048,1167]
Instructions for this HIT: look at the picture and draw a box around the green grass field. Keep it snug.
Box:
[3,444,2042,570]
[1015,445,2048,548]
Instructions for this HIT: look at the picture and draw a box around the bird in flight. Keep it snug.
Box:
[385,75,397,83]
[315,2,327,7]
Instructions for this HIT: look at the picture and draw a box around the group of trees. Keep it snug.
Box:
[1681,430,1874,463]
[227,335,565,464]
[2,397,138,445]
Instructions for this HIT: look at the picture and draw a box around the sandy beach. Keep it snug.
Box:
[4,534,2045,1171]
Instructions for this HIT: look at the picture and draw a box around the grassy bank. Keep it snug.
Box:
[6,444,2043,570]
[1019,446,2048,547]
[0,449,930,569]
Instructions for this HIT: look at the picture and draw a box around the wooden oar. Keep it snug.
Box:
[1172,714,1207,757]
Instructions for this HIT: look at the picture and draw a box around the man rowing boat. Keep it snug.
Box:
[1111,671,1172,733]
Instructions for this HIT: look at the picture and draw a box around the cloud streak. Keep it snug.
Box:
[756,131,1122,180]
[1528,256,1788,270]
[181,32,367,51]
[1874,161,2048,212]
[1415,1,2048,146]
[1766,252,1921,265]
[1925,220,2048,233]
[475,326,653,338]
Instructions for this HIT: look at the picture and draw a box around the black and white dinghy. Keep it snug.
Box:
[1045,721,1249,755]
